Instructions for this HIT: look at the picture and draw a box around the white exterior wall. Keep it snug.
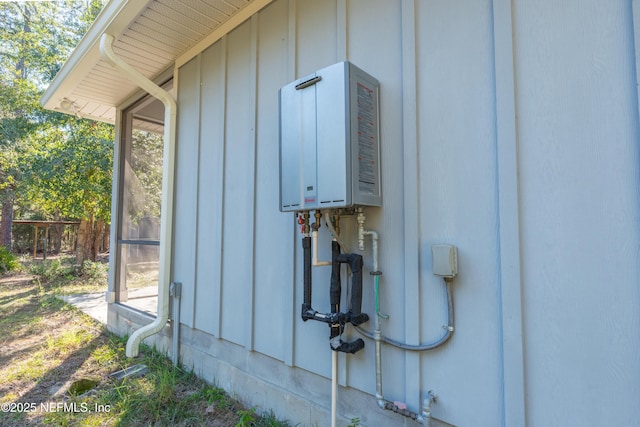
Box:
[166,0,640,425]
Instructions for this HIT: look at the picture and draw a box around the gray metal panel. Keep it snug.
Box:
[348,63,381,206]
[316,62,349,207]
[279,82,304,211]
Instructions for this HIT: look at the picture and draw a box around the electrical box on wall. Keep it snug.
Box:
[279,61,381,212]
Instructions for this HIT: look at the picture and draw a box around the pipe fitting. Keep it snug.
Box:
[303,211,310,235]
[324,212,349,253]
[311,230,331,266]
[417,391,438,427]
[356,209,366,251]
[332,214,340,236]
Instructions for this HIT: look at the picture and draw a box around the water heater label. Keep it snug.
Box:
[356,82,378,195]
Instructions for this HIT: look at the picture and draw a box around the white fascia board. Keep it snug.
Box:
[41,0,152,112]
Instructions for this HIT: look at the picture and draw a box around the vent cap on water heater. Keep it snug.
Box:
[279,61,382,212]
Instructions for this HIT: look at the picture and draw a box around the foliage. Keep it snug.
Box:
[20,119,113,221]
[28,258,69,282]
[0,1,103,85]
[236,408,258,427]
[0,246,19,272]
[0,0,112,247]
[26,256,108,294]
[81,258,109,280]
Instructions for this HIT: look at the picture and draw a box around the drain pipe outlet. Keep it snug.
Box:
[100,33,177,358]
[170,282,182,366]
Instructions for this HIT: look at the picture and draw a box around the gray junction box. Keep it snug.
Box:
[279,61,382,212]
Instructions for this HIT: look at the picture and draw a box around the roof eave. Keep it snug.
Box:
[40,0,152,122]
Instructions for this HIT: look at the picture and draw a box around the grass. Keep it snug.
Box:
[0,255,291,427]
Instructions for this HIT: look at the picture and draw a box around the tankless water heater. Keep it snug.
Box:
[279,61,381,212]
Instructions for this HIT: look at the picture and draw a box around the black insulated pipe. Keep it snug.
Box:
[336,253,368,326]
[302,236,313,320]
[332,338,365,354]
[329,250,368,354]
[330,241,341,339]
[300,230,368,354]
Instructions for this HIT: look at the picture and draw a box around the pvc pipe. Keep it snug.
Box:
[361,229,386,409]
[356,220,449,421]
[331,349,338,427]
[417,392,437,427]
[312,230,331,266]
[356,209,366,251]
[363,230,378,271]
[100,33,177,358]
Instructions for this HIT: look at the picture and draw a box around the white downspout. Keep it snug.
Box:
[100,33,177,358]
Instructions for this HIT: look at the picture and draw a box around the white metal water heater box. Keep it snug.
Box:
[279,61,381,212]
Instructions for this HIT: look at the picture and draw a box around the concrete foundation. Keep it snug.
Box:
[107,303,453,427]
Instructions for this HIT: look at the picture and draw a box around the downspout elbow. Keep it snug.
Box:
[100,34,177,111]
[100,33,176,358]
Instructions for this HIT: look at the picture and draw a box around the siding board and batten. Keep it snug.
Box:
[515,1,640,425]
[173,1,507,425]
[124,0,640,425]
[194,39,226,337]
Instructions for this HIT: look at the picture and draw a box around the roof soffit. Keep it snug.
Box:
[41,0,272,124]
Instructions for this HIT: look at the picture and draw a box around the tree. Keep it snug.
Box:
[20,119,113,261]
[0,0,110,256]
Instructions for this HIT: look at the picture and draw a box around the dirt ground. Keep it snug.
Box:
[0,269,263,427]
[0,272,112,425]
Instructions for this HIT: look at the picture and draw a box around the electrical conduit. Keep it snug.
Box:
[100,33,177,358]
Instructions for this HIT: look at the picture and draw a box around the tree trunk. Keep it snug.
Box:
[52,210,62,253]
[0,195,14,251]
[76,216,96,264]
[92,219,104,261]
[103,224,110,253]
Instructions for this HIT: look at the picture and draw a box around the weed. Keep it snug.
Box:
[0,246,20,273]
[198,385,228,404]
[28,258,68,282]
[236,407,258,426]
[259,410,292,427]
[81,259,108,279]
